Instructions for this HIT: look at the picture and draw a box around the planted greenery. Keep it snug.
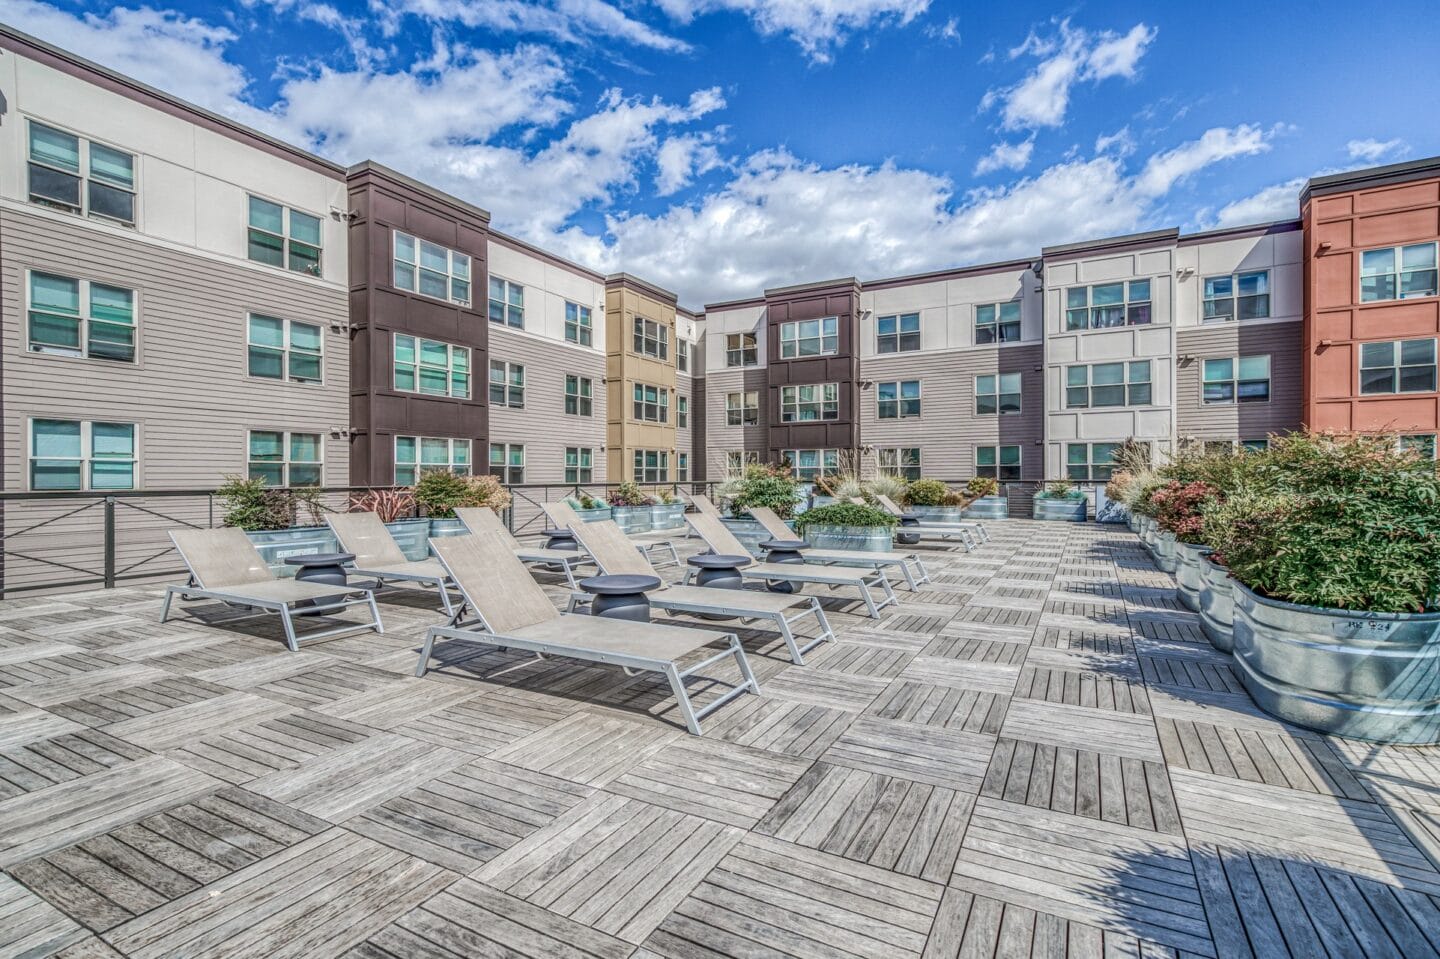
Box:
[607,482,651,507]
[965,476,1000,498]
[730,464,801,519]
[218,475,295,531]
[1149,480,1219,544]
[864,473,908,503]
[1036,480,1083,500]
[414,471,513,518]
[904,478,950,506]
[794,502,899,536]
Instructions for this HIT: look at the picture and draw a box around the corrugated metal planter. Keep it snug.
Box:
[428,518,467,542]
[1175,543,1210,612]
[802,525,894,553]
[572,507,613,523]
[1034,496,1086,522]
[719,518,768,558]
[908,506,962,523]
[1140,516,1158,553]
[610,506,652,534]
[650,503,687,530]
[246,526,339,577]
[1231,580,1440,744]
[1152,531,1179,573]
[385,519,432,561]
[1126,512,1139,533]
[809,495,838,508]
[963,496,1008,519]
[1199,554,1235,652]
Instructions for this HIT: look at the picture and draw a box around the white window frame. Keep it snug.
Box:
[876,313,920,353]
[1202,270,1270,323]
[249,314,323,385]
[677,339,690,372]
[1201,355,1272,405]
[633,383,669,423]
[877,447,921,481]
[678,452,690,482]
[725,450,758,476]
[26,119,137,227]
[1065,280,1152,330]
[781,383,839,422]
[677,395,689,429]
[393,333,467,398]
[488,276,525,328]
[975,372,1022,415]
[1400,434,1438,459]
[1360,242,1438,303]
[1065,361,1152,408]
[393,231,471,307]
[490,360,525,408]
[779,317,839,358]
[975,444,1020,481]
[395,436,471,486]
[26,270,137,363]
[782,449,838,481]
[726,391,759,426]
[490,442,525,484]
[246,194,322,276]
[1359,339,1437,395]
[634,449,670,483]
[29,418,137,491]
[633,317,669,360]
[975,301,1022,344]
[248,429,323,487]
[565,302,593,346]
[564,374,593,416]
[725,332,758,367]
[1065,442,1122,481]
[565,446,594,484]
[877,380,921,419]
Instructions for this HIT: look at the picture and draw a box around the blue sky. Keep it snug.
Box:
[4,0,1437,306]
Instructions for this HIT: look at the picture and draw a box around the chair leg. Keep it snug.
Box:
[731,635,760,696]
[159,587,176,624]
[775,613,804,665]
[810,597,835,647]
[415,627,439,677]
[663,542,681,568]
[562,560,578,589]
[366,592,385,635]
[278,604,300,653]
[437,580,455,618]
[897,560,918,591]
[663,664,703,736]
[858,582,881,619]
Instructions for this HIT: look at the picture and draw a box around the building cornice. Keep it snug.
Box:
[1301,155,1440,205]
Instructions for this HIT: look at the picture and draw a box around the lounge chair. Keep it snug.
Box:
[417,531,760,736]
[745,506,930,591]
[875,493,990,544]
[684,513,899,619]
[161,528,383,652]
[566,519,835,665]
[326,512,459,619]
[544,501,681,569]
[453,507,590,588]
[688,492,725,519]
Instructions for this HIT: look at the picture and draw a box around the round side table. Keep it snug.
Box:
[579,573,662,621]
[896,513,922,545]
[543,527,578,551]
[687,554,749,590]
[283,551,355,615]
[758,539,807,593]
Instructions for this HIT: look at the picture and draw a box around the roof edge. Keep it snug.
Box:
[1302,155,1440,204]
[347,161,490,224]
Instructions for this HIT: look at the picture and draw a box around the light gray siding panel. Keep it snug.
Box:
[676,371,694,475]
[703,369,768,475]
[1176,321,1302,442]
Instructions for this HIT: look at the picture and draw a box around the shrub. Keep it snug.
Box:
[463,474,512,513]
[608,482,651,507]
[569,492,604,510]
[965,476,999,498]
[414,470,472,518]
[793,502,899,536]
[1149,480,1219,544]
[1119,468,1157,509]
[942,488,971,507]
[217,475,295,531]
[730,464,801,519]
[653,488,676,505]
[864,473,908,503]
[1130,475,1168,516]
[1037,480,1082,500]
[905,478,950,507]
[830,474,865,499]
[348,487,416,523]
[1104,470,1134,504]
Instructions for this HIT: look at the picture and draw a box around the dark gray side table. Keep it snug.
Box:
[284,551,356,615]
[579,573,662,621]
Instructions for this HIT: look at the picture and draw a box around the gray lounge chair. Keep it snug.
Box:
[875,493,990,544]
[685,513,900,619]
[417,531,760,736]
[453,507,590,588]
[161,528,383,652]
[746,506,930,591]
[688,492,725,519]
[326,512,459,618]
[544,500,681,569]
[566,518,835,665]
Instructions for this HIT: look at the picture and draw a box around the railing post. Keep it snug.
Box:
[103,496,116,589]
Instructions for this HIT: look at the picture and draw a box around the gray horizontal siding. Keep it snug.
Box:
[1176,321,1302,442]
[704,369,769,474]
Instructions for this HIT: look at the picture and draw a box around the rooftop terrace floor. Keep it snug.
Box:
[2,521,1440,958]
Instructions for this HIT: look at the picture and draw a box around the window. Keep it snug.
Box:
[1360,339,1437,394]
[678,453,690,482]
[248,430,322,487]
[1065,280,1152,330]
[976,373,1022,415]
[633,383,669,422]
[1203,271,1270,322]
[677,395,689,429]
[488,277,524,328]
[1202,356,1271,404]
[725,451,758,475]
[565,447,594,484]
[677,339,690,372]
[30,419,136,491]
[781,383,839,422]
[975,445,1020,481]
[783,449,838,481]
[1066,442,1122,481]
[877,380,921,419]
[489,361,525,408]
[780,317,838,358]
[1361,243,1438,302]
[247,195,321,276]
[877,313,920,353]
[564,375,593,416]
[27,272,135,362]
[394,334,467,398]
[393,232,470,306]
[633,318,668,359]
[877,448,921,481]
[726,391,759,426]
[1066,361,1152,408]
[395,436,470,485]
[726,333,758,367]
[634,449,670,483]
[27,121,136,225]
[247,315,322,384]
[976,302,1021,344]
[565,302,593,346]
[1401,435,1437,459]
[490,443,525,484]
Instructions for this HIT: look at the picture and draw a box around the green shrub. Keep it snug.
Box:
[608,482,651,507]
[414,470,472,519]
[730,464,801,519]
[217,475,295,531]
[864,473,908,503]
[1037,480,1082,500]
[794,503,899,536]
[1130,475,1167,516]
[965,476,999,498]
[905,478,950,506]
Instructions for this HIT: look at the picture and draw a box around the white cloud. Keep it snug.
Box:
[1206,177,1306,228]
[655,131,726,195]
[925,16,960,44]
[654,0,930,63]
[1094,127,1135,156]
[245,0,385,68]
[973,139,1033,176]
[1346,137,1409,164]
[379,0,689,52]
[984,19,1157,131]
[1133,124,1274,197]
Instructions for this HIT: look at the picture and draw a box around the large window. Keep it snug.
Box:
[27,272,135,362]
[1401,435,1438,460]
[634,449,669,483]
[1065,280,1152,330]
[677,395,689,429]
[781,383,839,422]
[1066,442,1122,481]
[565,302,593,346]
[1360,339,1437,394]
[248,430,322,487]
[1361,243,1438,302]
[678,453,690,482]
[633,318,668,359]
[877,380,921,419]
[726,333,758,367]
[395,436,470,485]
[250,315,322,384]
[975,302,1021,344]
[488,277,524,328]
[725,451,758,475]
[877,313,920,353]
[393,232,470,306]
[394,334,467,397]
[30,419,136,491]
[726,391,759,426]
[489,361,525,408]
[1065,361,1152,408]
[976,373,1022,415]
[1202,356,1271,404]
[783,449,838,481]
[564,375,593,416]
[1203,270,1270,322]
[27,121,136,225]
[565,447,593,484]
[490,443,525,484]
[677,339,690,372]
[780,317,838,358]
[877,447,921,481]
[975,445,1020,481]
[633,383,669,422]
[247,195,321,276]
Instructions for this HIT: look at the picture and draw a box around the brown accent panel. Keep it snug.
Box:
[1175,323,1303,442]
[762,279,862,460]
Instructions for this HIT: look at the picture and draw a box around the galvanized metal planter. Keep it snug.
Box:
[1152,531,1179,573]
[427,518,467,542]
[1126,512,1139,533]
[1174,543,1210,612]
[1232,580,1440,744]
[802,524,894,553]
[246,526,339,577]
[963,496,1008,520]
[1199,553,1235,652]
[908,506,962,523]
[650,503,687,530]
[1140,516,1157,554]
[610,505,652,534]
[1034,496,1087,522]
[572,507,613,523]
[384,519,432,561]
[719,518,768,557]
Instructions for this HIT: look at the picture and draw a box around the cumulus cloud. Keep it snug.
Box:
[973,139,1034,176]
[654,0,930,63]
[1346,137,1409,164]
[655,132,726,195]
[1205,177,1306,228]
[1132,123,1275,197]
[379,0,690,52]
[1094,127,1135,156]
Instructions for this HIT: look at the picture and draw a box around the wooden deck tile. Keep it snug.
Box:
[1001,699,1163,762]
[917,636,1029,664]
[0,728,149,800]
[1014,665,1152,714]
[709,698,856,759]
[1157,717,1371,799]
[164,710,376,786]
[1331,737,1440,811]
[252,661,404,708]
[489,711,683,787]
[105,692,294,751]
[0,872,87,958]
[608,737,811,828]
[804,642,915,678]
[313,679,480,730]
[41,675,231,727]
[865,680,1008,733]
[395,685,578,756]
[897,654,1022,696]
[822,716,994,792]
[1138,655,1244,693]
[0,707,85,751]
[4,664,175,709]
[761,667,891,713]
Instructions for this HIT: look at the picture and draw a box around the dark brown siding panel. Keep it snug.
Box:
[763,280,862,459]
[1177,322,1303,442]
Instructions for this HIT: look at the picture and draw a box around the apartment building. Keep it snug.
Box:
[606,274,680,484]
[676,308,703,482]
